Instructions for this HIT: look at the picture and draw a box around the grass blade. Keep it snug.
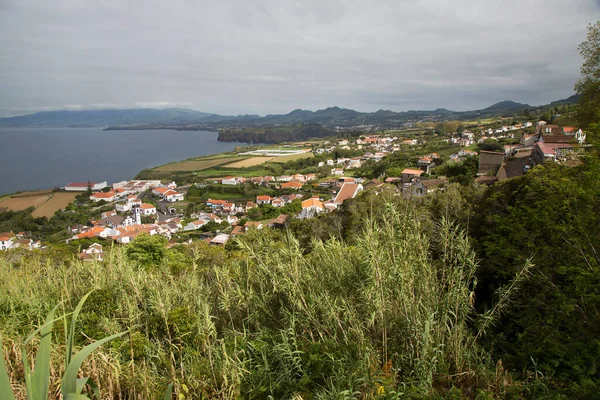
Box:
[61,332,125,396]
[163,383,173,400]
[67,291,95,367]
[32,307,56,400]
[0,338,16,400]
[64,394,90,400]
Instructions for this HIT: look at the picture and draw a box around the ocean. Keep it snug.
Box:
[0,128,239,195]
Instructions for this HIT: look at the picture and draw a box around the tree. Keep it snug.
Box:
[125,233,167,269]
[575,21,600,129]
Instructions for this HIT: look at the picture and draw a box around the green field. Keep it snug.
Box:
[269,152,314,163]
[194,167,273,178]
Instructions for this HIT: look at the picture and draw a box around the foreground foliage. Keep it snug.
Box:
[1,202,524,399]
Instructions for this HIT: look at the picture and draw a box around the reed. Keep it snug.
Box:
[0,202,524,398]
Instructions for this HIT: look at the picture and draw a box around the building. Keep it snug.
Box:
[333,182,363,205]
[139,203,157,216]
[64,181,108,192]
[152,187,184,202]
[478,151,505,175]
[411,179,448,197]
[401,168,424,184]
[0,233,16,251]
[79,243,104,261]
[300,198,324,219]
[417,157,433,173]
[222,176,238,185]
[532,142,576,165]
[184,220,207,231]
[281,182,303,190]
[210,234,229,246]
[256,195,272,205]
[90,191,118,202]
[113,180,161,193]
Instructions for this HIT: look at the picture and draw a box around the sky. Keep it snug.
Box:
[1,1,599,117]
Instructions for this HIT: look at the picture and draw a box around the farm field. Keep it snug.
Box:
[0,190,79,217]
[194,167,272,178]
[0,191,53,212]
[31,192,79,218]
[270,152,314,163]
[223,157,274,168]
[155,156,245,172]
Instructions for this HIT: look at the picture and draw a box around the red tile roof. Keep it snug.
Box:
[281,182,303,188]
[334,183,361,204]
[302,198,324,209]
[401,168,424,176]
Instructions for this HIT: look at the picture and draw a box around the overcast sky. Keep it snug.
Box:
[1,1,599,117]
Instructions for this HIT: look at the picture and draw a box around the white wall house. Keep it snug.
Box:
[65,181,108,191]
[0,235,14,251]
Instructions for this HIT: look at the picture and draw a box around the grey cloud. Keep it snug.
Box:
[0,0,599,117]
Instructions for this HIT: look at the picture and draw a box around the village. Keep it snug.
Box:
[0,120,587,259]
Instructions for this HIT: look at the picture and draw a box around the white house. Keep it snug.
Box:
[256,195,272,205]
[331,168,344,176]
[222,176,238,185]
[153,188,184,202]
[65,181,108,192]
[210,234,229,246]
[90,191,118,202]
[79,243,104,261]
[300,198,324,219]
[184,220,206,231]
[0,233,15,251]
[139,203,157,216]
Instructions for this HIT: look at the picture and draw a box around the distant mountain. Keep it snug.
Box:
[1,95,579,133]
[548,94,580,107]
[484,100,533,111]
[0,108,214,128]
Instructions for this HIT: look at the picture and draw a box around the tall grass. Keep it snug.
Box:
[0,202,513,398]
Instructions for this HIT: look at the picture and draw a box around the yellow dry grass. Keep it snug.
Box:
[223,157,274,168]
[0,193,51,212]
[31,192,78,218]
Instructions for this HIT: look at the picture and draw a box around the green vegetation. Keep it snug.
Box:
[1,291,125,399]
[218,123,335,144]
[2,21,600,400]
[2,199,529,398]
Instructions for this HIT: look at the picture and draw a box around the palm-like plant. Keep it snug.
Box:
[0,291,125,400]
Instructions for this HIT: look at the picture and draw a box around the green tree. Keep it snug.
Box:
[575,21,600,129]
[125,233,167,269]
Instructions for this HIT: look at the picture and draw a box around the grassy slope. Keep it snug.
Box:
[0,204,498,399]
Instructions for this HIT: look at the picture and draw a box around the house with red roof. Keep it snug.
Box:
[401,168,424,184]
[153,187,184,202]
[90,191,118,202]
[300,198,324,219]
[256,195,272,205]
[0,232,16,251]
[140,203,157,216]
[281,182,303,190]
